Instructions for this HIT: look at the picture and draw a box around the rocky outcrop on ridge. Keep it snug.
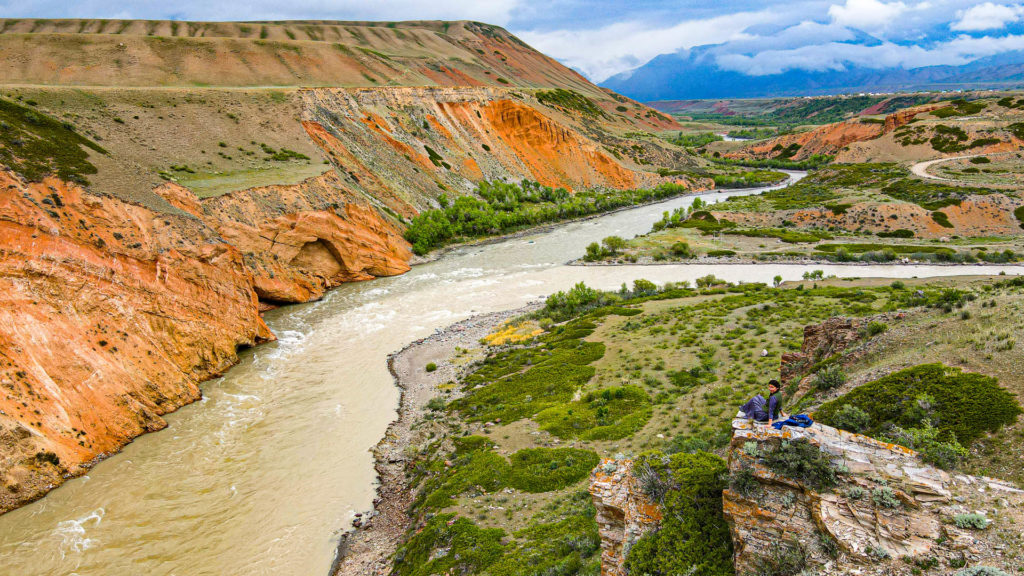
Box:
[725,417,1023,575]
[589,419,1024,576]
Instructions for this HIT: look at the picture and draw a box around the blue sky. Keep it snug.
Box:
[6,1,1024,81]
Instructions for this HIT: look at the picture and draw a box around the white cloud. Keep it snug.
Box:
[951,2,1024,30]
[519,10,773,82]
[715,31,1024,75]
[827,0,925,33]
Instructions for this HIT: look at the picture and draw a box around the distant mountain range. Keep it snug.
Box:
[601,45,1024,101]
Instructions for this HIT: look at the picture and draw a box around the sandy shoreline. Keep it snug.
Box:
[330,304,540,576]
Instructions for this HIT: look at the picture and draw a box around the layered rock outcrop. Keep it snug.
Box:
[589,458,662,576]
[725,418,1023,575]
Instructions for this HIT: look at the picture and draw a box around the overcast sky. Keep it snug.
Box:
[6,0,1024,81]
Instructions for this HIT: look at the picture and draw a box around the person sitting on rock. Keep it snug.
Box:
[740,379,787,426]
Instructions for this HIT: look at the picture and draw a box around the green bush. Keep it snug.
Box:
[872,486,901,508]
[425,362,437,372]
[816,364,1021,446]
[749,540,807,576]
[671,241,693,257]
[1015,206,1024,229]
[762,438,838,490]
[0,97,107,184]
[392,514,504,576]
[416,441,600,510]
[625,451,734,576]
[932,210,954,228]
[878,229,915,238]
[534,385,652,440]
[485,511,601,576]
[829,404,871,433]
[954,513,989,530]
[886,419,970,469]
[953,567,1010,576]
[861,320,888,337]
[507,448,600,492]
[536,89,605,117]
[970,156,991,164]
[813,364,847,391]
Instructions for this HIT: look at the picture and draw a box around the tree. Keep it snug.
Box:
[584,242,605,261]
[773,275,783,288]
[633,278,658,295]
[602,235,627,255]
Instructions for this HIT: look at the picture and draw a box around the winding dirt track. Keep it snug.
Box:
[909,154,982,181]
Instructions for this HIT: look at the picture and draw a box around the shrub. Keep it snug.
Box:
[425,362,437,372]
[829,404,871,433]
[706,249,737,257]
[860,320,887,338]
[730,467,760,498]
[671,241,692,257]
[878,229,915,238]
[886,420,970,469]
[813,364,847,391]
[970,156,991,164]
[815,364,1021,446]
[954,568,1011,576]
[750,539,807,576]
[507,448,600,492]
[392,514,505,576]
[625,451,734,576]
[932,210,954,228]
[534,385,653,441]
[425,397,446,411]
[872,486,901,508]
[762,438,838,490]
[954,513,989,530]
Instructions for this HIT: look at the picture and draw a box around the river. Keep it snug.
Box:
[0,173,1020,576]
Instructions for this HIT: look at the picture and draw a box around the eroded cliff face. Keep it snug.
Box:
[0,172,274,511]
[300,87,694,215]
[589,459,662,576]
[0,166,413,512]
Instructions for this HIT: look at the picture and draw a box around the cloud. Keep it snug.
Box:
[714,31,1024,75]
[519,10,773,81]
[951,2,1024,30]
[826,0,936,33]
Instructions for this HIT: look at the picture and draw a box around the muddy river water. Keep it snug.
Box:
[1,173,1020,576]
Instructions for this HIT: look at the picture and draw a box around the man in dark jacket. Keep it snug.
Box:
[740,380,787,425]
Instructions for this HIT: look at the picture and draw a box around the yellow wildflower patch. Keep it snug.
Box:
[482,321,544,346]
